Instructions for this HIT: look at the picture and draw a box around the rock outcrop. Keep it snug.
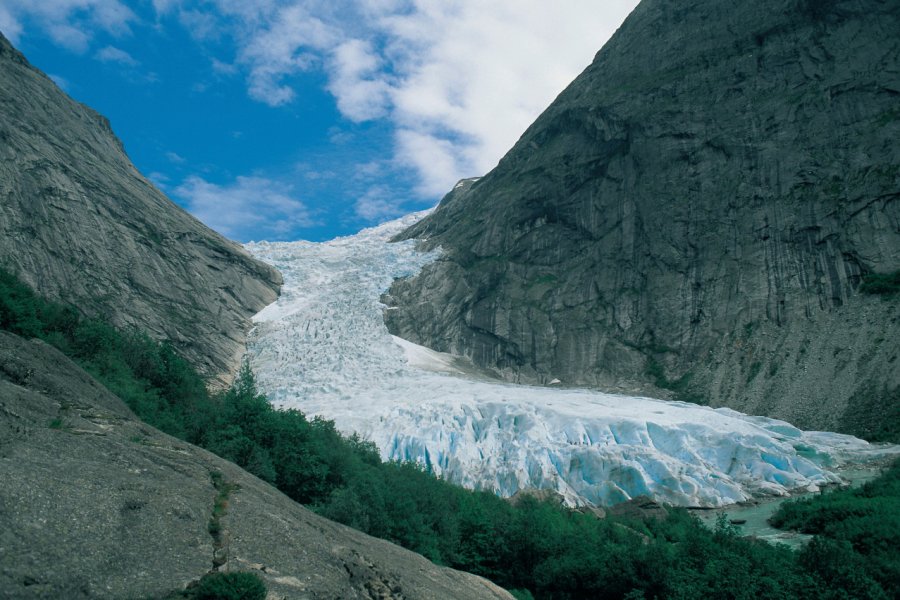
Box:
[384,0,900,437]
[0,33,281,386]
[0,330,513,600]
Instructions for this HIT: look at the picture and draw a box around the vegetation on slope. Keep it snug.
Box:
[860,270,900,296]
[770,459,900,597]
[2,266,898,599]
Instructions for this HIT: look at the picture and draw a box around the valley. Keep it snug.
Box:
[245,213,898,509]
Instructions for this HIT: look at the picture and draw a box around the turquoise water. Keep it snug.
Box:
[691,467,884,548]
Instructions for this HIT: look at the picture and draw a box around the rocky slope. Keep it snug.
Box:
[0,330,513,600]
[0,33,281,386]
[384,0,900,438]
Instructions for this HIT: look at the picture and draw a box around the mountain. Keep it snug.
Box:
[0,330,512,600]
[0,32,281,386]
[0,34,516,599]
[383,0,900,438]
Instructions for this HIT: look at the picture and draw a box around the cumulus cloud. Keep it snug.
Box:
[222,3,336,106]
[0,0,135,52]
[174,175,314,241]
[394,129,464,198]
[372,0,639,193]
[326,39,391,121]
[157,0,638,217]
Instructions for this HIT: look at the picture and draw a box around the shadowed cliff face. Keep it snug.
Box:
[0,34,281,386]
[384,0,900,437]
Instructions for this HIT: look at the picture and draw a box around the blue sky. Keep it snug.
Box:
[1,1,637,242]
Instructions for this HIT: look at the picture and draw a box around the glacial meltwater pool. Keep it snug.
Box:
[692,466,885,548]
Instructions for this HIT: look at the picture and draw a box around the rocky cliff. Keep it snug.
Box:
[384,0,900,438]
[0,330,513,599]
[0,33,281,386]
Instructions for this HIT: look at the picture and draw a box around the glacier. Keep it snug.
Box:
[245,213,897,508]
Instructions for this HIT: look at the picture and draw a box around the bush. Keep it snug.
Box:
[187,572,266,600]
[771,459,900,597]
[859,270,900,296]
[4,266,898,599]
[797,0,837,21]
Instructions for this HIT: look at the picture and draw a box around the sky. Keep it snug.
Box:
[1,0,639,242]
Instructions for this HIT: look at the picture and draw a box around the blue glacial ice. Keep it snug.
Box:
[245,213,898,508]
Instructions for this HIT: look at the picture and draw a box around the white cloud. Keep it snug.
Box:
[151,0,182,15]
[354,185,406,221]
[0,6,24,43]
[326,38,391,121]
[48,73,70,91]
[174,175,314,241]
[237,5,335,106]
[394,129,463,197]
[147,171,170,189]
[373,0,639,192]
[161,0,639,215]
[165,151,186,164]
[95,45,137,66]
[211,57,237,75]
[1,0,135,52]
[177,9,221,42]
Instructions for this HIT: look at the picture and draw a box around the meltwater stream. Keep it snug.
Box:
[245,213,896,508]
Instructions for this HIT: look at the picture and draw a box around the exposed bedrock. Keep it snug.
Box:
[0,330,513,599]
[0,33,281,385]
[384,0,900,437]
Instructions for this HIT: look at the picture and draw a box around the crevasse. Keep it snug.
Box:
[245,212,895,508]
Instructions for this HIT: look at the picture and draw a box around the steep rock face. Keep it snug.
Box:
[0,33,281,385]
[0,331,513,600]
[384,0,900,437]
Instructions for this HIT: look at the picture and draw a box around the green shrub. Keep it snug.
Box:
[771,459,900,596]
[797,0,837,21]
[187,572,266,600]
[859,270,900,296]
[4,266,898,600]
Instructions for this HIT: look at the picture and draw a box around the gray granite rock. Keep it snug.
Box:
[0,34,281,387]
[384,0,900,437]
[0,331,514,600]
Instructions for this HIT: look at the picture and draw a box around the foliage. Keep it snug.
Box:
[185,572,267,600]
[770,459,900,598]
[859,270,900,296]
[208,471,239,543]
[645,356,706,405]
[3,266,898,599]
[796,0,838,21]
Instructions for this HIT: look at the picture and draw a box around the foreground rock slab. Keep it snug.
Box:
[0,331,513,600]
